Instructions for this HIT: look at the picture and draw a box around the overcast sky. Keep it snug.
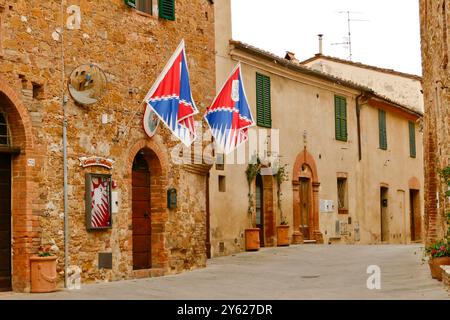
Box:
[231,0,422,76]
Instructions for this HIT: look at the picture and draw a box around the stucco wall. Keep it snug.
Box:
[211,0,424,256]
[304,59,424,113]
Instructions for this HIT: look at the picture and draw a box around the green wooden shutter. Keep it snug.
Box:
[256,73,271,128]
[379,109,387,150]
[125,0,136,7]
[159,0,175,20]
[335,96,347,141]
[409,121,416,158]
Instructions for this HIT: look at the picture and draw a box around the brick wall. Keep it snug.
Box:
[420,0,450,244]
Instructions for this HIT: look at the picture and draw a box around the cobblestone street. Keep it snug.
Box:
[1,244,448,300]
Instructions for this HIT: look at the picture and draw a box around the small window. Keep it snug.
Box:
[0,113,9,146]
[126,0,155,16]
[256,73,271,128]
[158,0,175,20]
[334,95,347,141]
[218,175,226,192]
[409,121,416,158]
[337,177,348,214]
[215,153,224,171]
[378,109,387,150]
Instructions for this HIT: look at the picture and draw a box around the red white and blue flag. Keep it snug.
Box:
[205,63,255,154]
[143,40,198,146]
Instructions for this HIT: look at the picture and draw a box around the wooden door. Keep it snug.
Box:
[255,175,264,247]
[380,187,389,242]
[410,189,421,241]
[0,154,11,291]
[300,178,310,240]
[132,154,151,270]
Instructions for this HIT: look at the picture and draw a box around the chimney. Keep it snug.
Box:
[318,34,323,55]
[284,51,298,63]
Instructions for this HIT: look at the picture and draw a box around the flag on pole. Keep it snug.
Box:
[204,63,255,154]
[143,40,198,146]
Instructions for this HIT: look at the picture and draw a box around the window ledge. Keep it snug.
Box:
[132,9,158,20]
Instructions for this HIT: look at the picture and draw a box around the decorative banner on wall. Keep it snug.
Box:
[204,63,255,154]
[143,39,198,146]
[85,173,112,230]
[79,156,115,170]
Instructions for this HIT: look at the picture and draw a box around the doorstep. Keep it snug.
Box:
[132,268,166,279]
[441,266,450,290]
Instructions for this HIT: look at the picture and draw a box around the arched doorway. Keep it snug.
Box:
[292,149,323,244]
[0,112,12,291]
[0,79,35,292]
[255,173,275,247]
[130,146,167,271]
[132,151,152,270]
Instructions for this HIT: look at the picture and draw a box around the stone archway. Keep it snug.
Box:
[0,77,36,292]
[127,140,169,276]
[292,148,323,244]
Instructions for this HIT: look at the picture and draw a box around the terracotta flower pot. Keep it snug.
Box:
[245,228,260,251]
[30,256,58,293]
[428,256,450,281]
[276,225,290,247]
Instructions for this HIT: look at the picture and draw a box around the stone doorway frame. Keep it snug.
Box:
[127,140,170,277]
[0,76,37,292]
[292,148,323,244]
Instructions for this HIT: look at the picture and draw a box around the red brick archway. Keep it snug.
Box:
[292,148,323,244]
[127,139,169,275]
[0,76,37,292]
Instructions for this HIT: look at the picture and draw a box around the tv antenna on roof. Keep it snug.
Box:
[331,11,369,61]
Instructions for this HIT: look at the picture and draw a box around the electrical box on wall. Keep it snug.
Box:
[320,199,334,213]
[111,191,119,214]
[167,188,177,209]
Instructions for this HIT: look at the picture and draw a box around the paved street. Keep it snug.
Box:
[1,244,448,300]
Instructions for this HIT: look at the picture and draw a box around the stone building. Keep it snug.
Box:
[0,0,215,292]
[419,0,450,244]
[210,0,424,257]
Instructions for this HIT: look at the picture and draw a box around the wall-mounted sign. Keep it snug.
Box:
[68,64,107,106]
[85,173,112,230]
[79,156,115,170]
[144,108,160,138]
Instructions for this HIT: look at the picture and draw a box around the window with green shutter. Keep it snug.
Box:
[125,0,137,8]
[159,0,175,20]
[334,95,347,141]
[256,73,271,128]
[409,121,416,158]
[378,109,387,150]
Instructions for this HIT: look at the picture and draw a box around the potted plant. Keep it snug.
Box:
[244,157,262,251]
[275,163,290,247]
[425,240,450,281]
[30,245,58,293]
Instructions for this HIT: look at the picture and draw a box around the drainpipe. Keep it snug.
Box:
[60,0,69,288]
[356,93,363,161]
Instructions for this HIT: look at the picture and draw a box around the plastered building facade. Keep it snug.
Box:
[209,0,424,257]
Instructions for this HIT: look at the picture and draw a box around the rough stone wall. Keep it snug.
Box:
[0,0,215,291]
[420,0,449,244]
